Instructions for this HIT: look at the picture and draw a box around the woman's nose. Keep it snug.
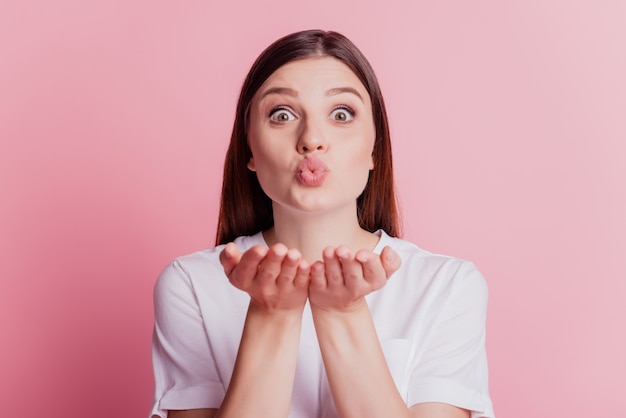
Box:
[297,118,327,154]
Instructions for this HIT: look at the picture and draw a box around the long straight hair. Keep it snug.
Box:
[216,30,400,245]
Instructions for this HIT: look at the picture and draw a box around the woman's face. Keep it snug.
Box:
[247,56,376,217]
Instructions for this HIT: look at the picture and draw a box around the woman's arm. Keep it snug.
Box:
[166,409,218,418]
[309,246,469,418]
[167,243,310,418]
[215,300,305,417]
[409,403,469,417]
[312,300,469,418]
[311,299,410,417]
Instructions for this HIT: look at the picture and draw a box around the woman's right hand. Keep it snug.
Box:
[217,244,311,418]
[219,243,311,312]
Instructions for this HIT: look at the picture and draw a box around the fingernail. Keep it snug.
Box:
[275,246,287,257]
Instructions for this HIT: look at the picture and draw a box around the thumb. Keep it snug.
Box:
[219,242,241,277]
[380,246,401,279]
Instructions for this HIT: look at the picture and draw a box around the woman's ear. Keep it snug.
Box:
[369,155,374,170]
[247,157,256,171]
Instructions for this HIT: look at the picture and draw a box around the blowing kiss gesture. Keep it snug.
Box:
[219,242,401,314]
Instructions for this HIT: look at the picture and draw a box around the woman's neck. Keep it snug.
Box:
[263,205,380,263]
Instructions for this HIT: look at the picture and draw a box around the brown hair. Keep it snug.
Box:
[216,29,400,245]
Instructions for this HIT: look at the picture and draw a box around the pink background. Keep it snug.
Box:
[1,1,624,417]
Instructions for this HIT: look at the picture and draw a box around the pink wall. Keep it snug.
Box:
[1,1,624,416]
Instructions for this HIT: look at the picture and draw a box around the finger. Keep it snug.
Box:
[309,261,327,290]
[336,246,362,292]
[322,246,343,286]
[256,244,288,284]
[276,248,301,285]
[380,246,401,279]
[356,249,387,288]
[292,259,311,289]
[219,243,241,277]
[231,245,267,288]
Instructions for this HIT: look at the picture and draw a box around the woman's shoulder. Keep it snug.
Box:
[368,232,489,340]
[172,232,265,268]
[378,230,473,265]
[155,232,266,291]
[377,230,487,293]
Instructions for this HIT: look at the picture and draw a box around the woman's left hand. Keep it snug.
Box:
[308,245,401,312]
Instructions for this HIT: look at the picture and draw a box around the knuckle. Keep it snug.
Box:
[275,272,292,285]
[257,267,276,281]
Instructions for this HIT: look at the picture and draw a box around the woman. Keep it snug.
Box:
[150,30,495,418]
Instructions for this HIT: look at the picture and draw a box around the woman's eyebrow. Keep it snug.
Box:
[326,87,364,103]
[259,86,364,103]
[260,87,298,99]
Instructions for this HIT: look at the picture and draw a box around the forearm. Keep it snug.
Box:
[216,302,303,418]
[311,301,411,418]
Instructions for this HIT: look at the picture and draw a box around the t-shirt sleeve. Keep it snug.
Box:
[149,259,225,418]
[407,262,495,418]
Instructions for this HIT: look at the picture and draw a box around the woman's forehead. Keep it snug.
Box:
[257,56,369,99]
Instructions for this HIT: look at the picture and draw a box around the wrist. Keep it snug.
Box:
[248,300,305,323]
[310,297,369,318]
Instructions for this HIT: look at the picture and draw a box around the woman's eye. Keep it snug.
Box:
[269,108,296,123]
[330,106,355,122]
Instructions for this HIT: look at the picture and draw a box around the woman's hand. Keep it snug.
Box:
[217,243,311,418]
[308,245,401,312]
[220,243,311,312]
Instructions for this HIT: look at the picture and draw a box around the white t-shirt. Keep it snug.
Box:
[150,231,495,418]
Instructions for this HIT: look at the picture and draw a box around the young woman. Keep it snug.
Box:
[150,30,495,418]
